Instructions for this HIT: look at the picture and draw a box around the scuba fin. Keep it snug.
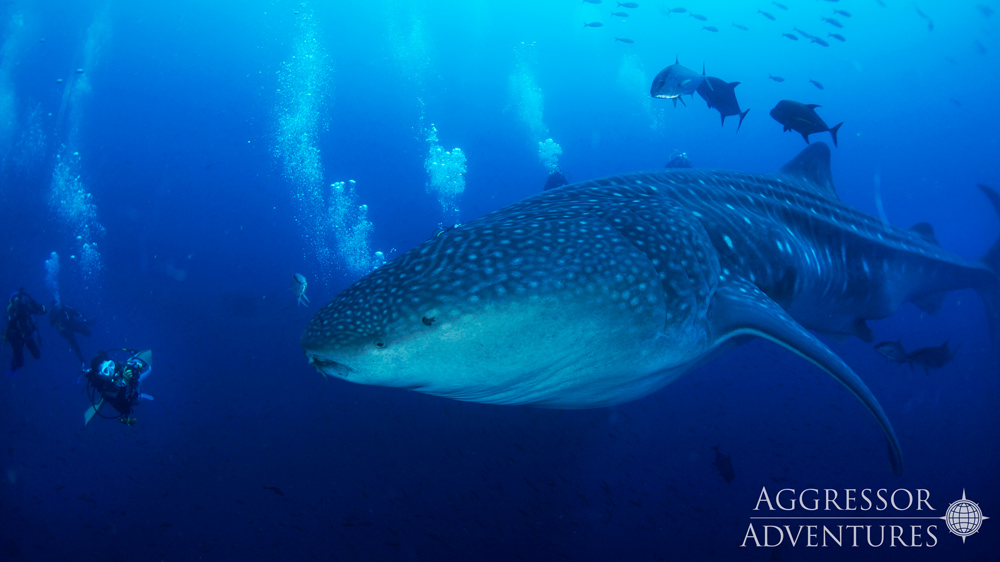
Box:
[133,349,152,367]
[84,398,104,426]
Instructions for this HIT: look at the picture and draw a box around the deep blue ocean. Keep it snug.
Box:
[1,1,998,560]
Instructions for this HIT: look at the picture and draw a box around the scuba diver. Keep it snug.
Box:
[3,288,47,376]
[49,301,92,364]
[83,349,153,426]
[543,168,569,191]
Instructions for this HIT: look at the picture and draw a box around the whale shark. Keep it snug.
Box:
[301,144,1000,476]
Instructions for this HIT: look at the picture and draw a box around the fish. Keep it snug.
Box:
[915,8,934,31]
[263,486,285,496]
[769,100,842,146]
[696,72,751,131]
[583,21,605,27]
[702,25,719,32]
[821,17,843,28]
[611,11,629,17]
[582,0,602,3]
[668,7,688,14]
[810,37,830,46]
[875,340,956,374]
[758,9,776,21]
[828,33,845,41]
[772,1,788,10]
[733,23,749,30]
[794,27,814,39]
[781,32,799,41]
[292,273,310,307]
[907,342,955,374]
[617,1,639,7]
[809,79,824,90]
[302,145,1000,478]
[874,340,910,364]
[690,13,708,21]
[768,74,784,82]
[834,9,851,17]
[614,37,634,43]
[650,57,708,107]
[711,445,735,483]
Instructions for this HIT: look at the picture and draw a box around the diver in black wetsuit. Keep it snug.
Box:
[543,168,569,191]
[3,288,46,376]
[49,301,92,364]
[83,349,153,426]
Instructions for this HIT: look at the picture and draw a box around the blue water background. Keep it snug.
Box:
[1,0,998,560]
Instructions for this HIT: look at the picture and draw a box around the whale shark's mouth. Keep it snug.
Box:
[653,94,678,99]
[307,354,351,378]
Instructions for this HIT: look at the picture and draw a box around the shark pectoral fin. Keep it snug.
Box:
[711,283,903,476]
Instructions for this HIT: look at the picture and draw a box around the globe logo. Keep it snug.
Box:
[941,490,989,543]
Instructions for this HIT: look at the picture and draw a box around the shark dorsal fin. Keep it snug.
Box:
[909,222,939,246]
[776,142,838,200]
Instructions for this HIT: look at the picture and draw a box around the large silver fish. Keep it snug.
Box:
[302,144,1000,475]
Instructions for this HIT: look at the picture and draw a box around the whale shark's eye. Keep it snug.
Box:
[373,340,387,349]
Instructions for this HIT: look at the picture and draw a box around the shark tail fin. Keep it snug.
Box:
[829,122,843,147]
[736,108,750,132]
[975,184,1000,342]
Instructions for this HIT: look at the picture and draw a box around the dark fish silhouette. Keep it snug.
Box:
[768,73,785,82]
[773,1,788,10]
[915,8,934,31]
[828,33,846,41]
[809,78,824,90]
[583,21,604,27]
[821,17,843,28]
[758,9,776,20]
[874,340,909,364]
[733,23,749,30]
[697,72,750,131]
[702,25,719,32]
[690,13,708,21]
[834,9,851,17]
[583,0,602,3]
[794,27,814,39]
[907,342,955,374]
[611,11,629,17]
[617,1,639,7]
[875,340,956,374]
[263,486,285,496]
[769,100,843,146]
[782,32,798,40]
[811,36,830,46]
[615,37,634,43]
[711,445,735,483]
[668,7,688,14]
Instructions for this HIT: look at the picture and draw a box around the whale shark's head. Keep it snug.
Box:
[301,190,714,407]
